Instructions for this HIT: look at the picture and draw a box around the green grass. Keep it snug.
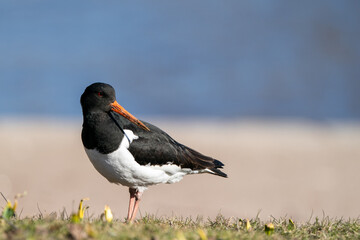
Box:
[1,214,360,240]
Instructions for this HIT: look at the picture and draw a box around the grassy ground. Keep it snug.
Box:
[1,215,360,240]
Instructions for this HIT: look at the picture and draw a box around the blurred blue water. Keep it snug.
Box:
[0,1,359,120]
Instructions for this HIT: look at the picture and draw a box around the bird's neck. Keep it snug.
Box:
[81,112,124,154]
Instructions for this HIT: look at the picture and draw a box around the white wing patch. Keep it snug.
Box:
[84,129,202,191]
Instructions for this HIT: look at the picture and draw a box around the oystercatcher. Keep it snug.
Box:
[80,83,227,222]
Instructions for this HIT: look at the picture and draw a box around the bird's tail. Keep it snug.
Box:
[180,143,228,178]
[209,160,227,178]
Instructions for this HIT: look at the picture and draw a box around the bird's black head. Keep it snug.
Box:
[80,82,116,114]
[80,82,150,131]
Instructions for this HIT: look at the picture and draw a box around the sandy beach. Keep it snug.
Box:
[1,118,359,222]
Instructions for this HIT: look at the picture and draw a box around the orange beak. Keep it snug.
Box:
[110,101,150,131]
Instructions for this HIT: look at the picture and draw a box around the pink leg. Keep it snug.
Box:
[127,188,136,221]
[129,190,143,222]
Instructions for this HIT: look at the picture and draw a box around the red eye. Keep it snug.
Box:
[97,92,104,97]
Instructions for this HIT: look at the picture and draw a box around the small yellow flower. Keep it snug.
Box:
[104,205,113,223]
[2,200,17,219]
[78,198,89,220]
[71,198,89,223]
[7,199,17,211]
[245,219,251,231]
[1,191,26,220]
[265,222,275,235]
[288,218,295,230]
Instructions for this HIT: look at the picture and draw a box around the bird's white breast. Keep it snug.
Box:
[84,129,196,191]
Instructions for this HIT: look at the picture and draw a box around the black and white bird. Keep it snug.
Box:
[80,82,227,222]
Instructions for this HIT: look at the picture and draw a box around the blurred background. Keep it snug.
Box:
[0,1,359,221]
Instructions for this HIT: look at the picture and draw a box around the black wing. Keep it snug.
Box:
[123,120,227,178]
